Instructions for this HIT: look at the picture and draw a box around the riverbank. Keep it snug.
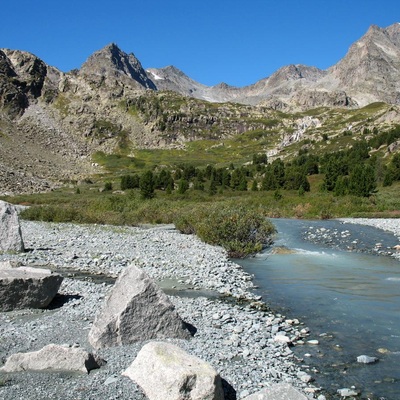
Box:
[339,218,400,260]
[0,221,319,400]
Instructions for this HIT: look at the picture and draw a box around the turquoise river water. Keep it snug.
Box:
[237,218,400,400]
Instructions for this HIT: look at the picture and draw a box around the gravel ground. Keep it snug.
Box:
[0,221,322,400]
[338,218,400,260]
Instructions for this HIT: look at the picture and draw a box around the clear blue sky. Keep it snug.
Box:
[1,0,399,87]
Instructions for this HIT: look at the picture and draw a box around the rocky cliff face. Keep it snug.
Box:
[327,24,400,106]
[79,43,156,93]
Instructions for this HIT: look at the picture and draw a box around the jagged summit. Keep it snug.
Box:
[327,22,400,105]
[79,43,156,90]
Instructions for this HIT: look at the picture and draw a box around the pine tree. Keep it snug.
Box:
[348,164,376,197]
[139,171,155,199]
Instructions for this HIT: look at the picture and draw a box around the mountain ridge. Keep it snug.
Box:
[1,23,400,195]
[146,23,400,108]
[2,22,400,109]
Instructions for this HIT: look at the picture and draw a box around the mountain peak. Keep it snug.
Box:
[79,44,156,90]
[328,23,400,106]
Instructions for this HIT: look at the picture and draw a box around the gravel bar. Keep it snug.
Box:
[339,218,400,260]
[0,221,322,399]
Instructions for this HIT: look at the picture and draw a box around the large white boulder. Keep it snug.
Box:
[0,200,24,252]
[123,341,224,400]
[0,344,103,373]
[242,383,308,400]
[0,266,63,311]
[88,264,191,349]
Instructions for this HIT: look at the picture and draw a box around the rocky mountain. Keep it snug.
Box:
[1,23,400,195]
[149,23,400,109]
[327,24,400,106]
[80,43,156,91]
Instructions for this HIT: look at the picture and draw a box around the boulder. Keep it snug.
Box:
[0,200,25,252]
[122,341,224,400]
[242,383,308,400]
[0,344,103,373]
[88,264,191,349]
[0,266,63,311]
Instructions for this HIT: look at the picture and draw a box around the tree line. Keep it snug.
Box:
[113,125,400,199]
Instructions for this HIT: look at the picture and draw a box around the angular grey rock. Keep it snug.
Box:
[0,344,103,373]
[0,266,63,311]
[357,355,379,364]
[122,341,224,400]
[0,200,25,252]
[88,264,191,349]
[242,383,308,400]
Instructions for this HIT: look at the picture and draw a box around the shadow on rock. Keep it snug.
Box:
[222,378,237,400]
[47,294,82,310]
[184,321,197,336]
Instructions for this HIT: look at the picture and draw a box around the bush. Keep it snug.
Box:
[174,205,276,258]
[104,182,113,191]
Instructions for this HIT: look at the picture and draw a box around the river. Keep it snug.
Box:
[236,218,400,400]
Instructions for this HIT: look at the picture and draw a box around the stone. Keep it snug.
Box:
[0,266,63,311]
[88,264,191,349]
[297,371,314,383]
[241,383,308,400]
[0,260,21,269]
[337,388,359,397]
[274,333,292,344]
[122,341,224,400]
[0,344,103,373]
[357,355,379,364]
[0,200,25,252]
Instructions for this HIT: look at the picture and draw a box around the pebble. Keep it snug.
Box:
[0,221,317,400]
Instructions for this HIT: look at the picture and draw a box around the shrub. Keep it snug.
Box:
[174,205,276,258]
[104,182,113,191]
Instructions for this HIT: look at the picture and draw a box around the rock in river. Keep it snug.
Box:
[357,355,379,364]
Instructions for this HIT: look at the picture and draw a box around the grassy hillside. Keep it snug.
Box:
[2,100,400,256]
